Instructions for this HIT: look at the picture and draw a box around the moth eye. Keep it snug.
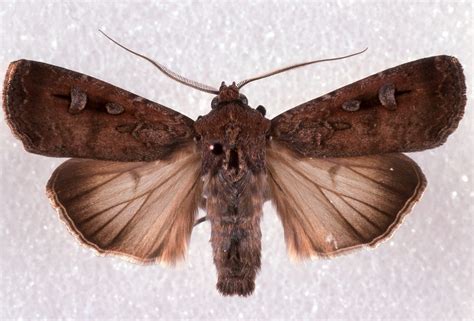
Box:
[211,97,219,109]
[209,143,224,155]
[239,94,248,105]
[256,105,266,116]
[194,135,201,142]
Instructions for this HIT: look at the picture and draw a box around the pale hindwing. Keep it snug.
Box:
[266,142,426,259]
[47,145,202,264]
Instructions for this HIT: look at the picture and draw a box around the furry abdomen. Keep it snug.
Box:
[205,172,266,296]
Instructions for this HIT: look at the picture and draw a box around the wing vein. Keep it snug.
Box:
[336,192,385,232]
[88,195,140,239]
[271,153,371,241]
[105,190,153,247]
[317,186,366,242]
[65,163,145,202]
[340,194,393,218]
[148,177,200,258]
[267,167,322,252]
[77,170,178,225]
[342,165,405,196]
[266,143,425,259]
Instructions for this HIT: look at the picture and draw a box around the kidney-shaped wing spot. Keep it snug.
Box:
[266,142,426,259]
[47,144,202,264]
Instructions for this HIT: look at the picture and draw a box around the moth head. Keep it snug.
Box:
[211,82,248,109]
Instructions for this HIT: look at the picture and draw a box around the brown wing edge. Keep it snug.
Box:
[432,56,467,148]
[269,152,427,260]
[344,154,427,255]
[2,60,32,149]
[45,160,200,266]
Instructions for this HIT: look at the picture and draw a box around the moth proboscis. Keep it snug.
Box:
[2,34,466,296]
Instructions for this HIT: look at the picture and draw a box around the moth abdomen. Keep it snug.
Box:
[206,173,266,296]
[212,218,261,296]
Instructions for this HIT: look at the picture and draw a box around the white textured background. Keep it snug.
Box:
[0,1,472,320]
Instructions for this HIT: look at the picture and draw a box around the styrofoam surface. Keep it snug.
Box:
[0,1,472,320]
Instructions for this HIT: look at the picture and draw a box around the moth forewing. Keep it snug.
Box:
[3,60,196,162]
[270,56,466,158]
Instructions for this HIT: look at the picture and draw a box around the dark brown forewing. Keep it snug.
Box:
[47,144,202,264]
[271,56,466,157]
[3,60,195,161]
[266,142,426,259]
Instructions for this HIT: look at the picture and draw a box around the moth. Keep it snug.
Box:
[2,33,466,297]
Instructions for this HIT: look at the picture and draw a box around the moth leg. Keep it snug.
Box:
[199,197,207,209]
[194,216,208,227]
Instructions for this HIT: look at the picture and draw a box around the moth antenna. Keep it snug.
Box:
[99,30,219,95]
[237,48,368,89]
